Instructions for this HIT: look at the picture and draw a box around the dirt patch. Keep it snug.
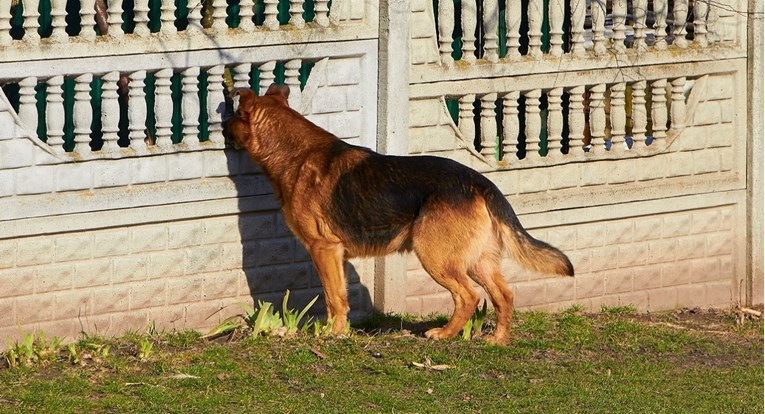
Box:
[632,306,764,337]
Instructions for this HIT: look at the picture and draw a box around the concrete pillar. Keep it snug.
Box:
[746,0,764,305]
[374,0,410,314]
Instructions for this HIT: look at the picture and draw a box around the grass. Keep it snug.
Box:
[0,306,762,414]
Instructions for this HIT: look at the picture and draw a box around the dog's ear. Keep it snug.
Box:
[230,88,255,116]
[265,84,290,106]
[231,88,256,99]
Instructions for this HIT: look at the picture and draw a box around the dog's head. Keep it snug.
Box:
[223,84,290,151]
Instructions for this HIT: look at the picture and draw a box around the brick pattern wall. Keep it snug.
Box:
[405,206,738,315]
[0,52,377,343]
[0,211,372,341]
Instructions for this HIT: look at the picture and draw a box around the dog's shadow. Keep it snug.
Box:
[354,313,450,337]
[224,148,373,323]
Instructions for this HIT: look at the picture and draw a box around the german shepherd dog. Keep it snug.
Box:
[223,85,574,345]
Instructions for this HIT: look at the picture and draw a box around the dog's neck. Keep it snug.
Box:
[247,108,337,200]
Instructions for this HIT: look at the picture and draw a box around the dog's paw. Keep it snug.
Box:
[481,334,509,346]
[424,327,448,340]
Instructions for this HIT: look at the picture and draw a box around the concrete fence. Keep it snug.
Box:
[0,0,761,343]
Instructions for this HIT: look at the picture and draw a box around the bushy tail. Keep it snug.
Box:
[485,190,574,276]
[499,223,574,276]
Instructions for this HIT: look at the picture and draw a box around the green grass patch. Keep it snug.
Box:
[0,308,762,413]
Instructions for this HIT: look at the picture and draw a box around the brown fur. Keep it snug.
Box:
[223,84,574,345]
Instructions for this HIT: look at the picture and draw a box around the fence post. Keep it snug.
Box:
[746,0,764,306]
[374,0,410,315]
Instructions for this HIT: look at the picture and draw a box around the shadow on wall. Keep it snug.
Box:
[222,133,372,324]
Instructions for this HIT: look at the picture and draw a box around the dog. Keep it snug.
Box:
[223,84,574,345]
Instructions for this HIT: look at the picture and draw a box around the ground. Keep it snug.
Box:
[0,305,762,413]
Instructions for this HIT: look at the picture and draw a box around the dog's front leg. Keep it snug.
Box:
[309,242,350,334]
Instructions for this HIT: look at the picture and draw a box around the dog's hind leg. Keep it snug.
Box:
[412,201,486,341]
[420,269,480,341]
[469,252,514,345]
[309,242,350,334]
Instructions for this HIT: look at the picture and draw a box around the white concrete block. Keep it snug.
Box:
[0,114,19,139]
[328,111,362,139]
[705,75,734,101]
[327,58,361,86]
[0,139,35,169]
[168,152,205,181]
[16,165,56,195]
[0,170,14,197]
[203,150,231,178]
[311,88,347,114]
[409,99,443,128]
[56,162,93,192]
[93,159,132,188]
[133,155,168,185]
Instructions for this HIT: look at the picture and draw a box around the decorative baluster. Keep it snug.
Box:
[48,0,67,41]
[458,95,476,140]
[438,0,455,65]
[259,61,277,94]
[548,0,564,57]
[23,0,41,43]
[632,0,648,51]
[18,77,38,133]
[314,0,329,27]
[461,0,477,64]
[505,0,521,58]
[207,65,226,144]
[289,0,305,28]
[46,76,66,152]
[670,77,686,132]
[590,0,606,54]
[239,0,255,31]
[479,93,498,159]
[501,91,520,161]
[650,79,668,142]
[547,88,564,156]
[707,3,719,44]
[612,0,627,53]
[101,72,121,152]
[187,0,203,31]
[134,0,151,35]
[73,73,94,153]
[128,70,148,150]
[482,0,499,62]
[0,0,11,46]
[693,0,709,47]
[568,86,586,153]
[588,84,606,151]
[631,80,648,147]
[525,89,542,157]
[672,0,688,47]
[233,63,252,89]
[527,0,543,58]
[79,0,97,40]
[609,83,627,150]
[263,0,279,30]
[160,0,176,34]
[182,67,201,146]
[212,0,228,30]
[285,59,302,109]
[329,0,349,23]
[106,0,124,37]
[653,0,668,49]
[153,69,174,148]
[568,0,585,56]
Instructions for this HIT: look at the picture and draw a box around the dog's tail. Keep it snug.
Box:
[485,190,574,277]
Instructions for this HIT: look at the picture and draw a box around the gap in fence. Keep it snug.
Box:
[7,0,321,39]
[1,61,315,151]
